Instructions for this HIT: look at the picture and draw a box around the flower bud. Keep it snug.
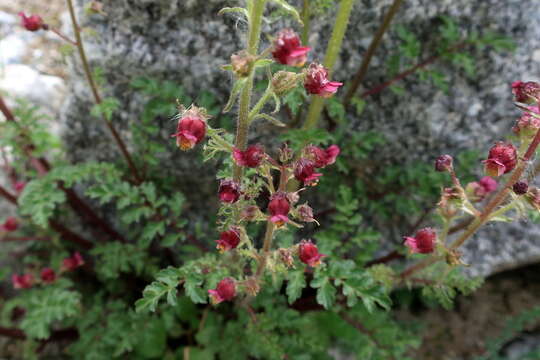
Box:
[62,252,84,271]
[438,187,462,219]
[304,63,343,98]
[12,274,33,289]
[232,145,265,168]
[513,181,528,195]
[483,142,517,177]
[512,106,540,139]
[298,240,325,267]
[216,227,241,252]
[18,12,46,32]
[268,192,290,227]
[294,158,322,186]
[230,51,256,78]
[218,179,241,203]
[434,155,453,172]
[297,203,316,223]
[2,217,19,232]
[278,248,294,268]
[526,187,540,210]
[208,277,236,304]
[305,145,340,168]
[13,181,26,194]
[512,81,540,104]
[171,106,209,151]
[446,249,465,267]
[240,205,261,221]
[272,71,300,96]
[272,29,311,67]
[40,268,56,284]
[404,228,436,254]
[243,277,260,296]
[279,145,294,163]
[467,176,498,201]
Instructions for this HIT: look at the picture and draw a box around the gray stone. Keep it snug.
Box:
[60,0,540,277]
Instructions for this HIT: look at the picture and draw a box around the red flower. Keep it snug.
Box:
[12,274,33,289]
[218,179,241,203]
[306,145,340,168]
[171,106,208,151]
[40,268,56,284]
[272,29,311,67]
[512,81,540,104]
[13,181,26,194]
[216,228,241,252]
[268,192,290,227]
[232,145,265,168]
[304,63,343,98]
[404,228,436,254]
[298,240,325,267]
[2,217,18,232]
[18,12,45,32]
[434,155,453,172]
[483,142,517,177]
[208,277,236,304]
[294,158,322,186]
[62,252,85,271]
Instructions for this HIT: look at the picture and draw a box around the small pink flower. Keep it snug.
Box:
[208,277,236,305]
[171,106,208,151]
[294,158,322,186]
[218,179,241,203]
[478,176,497,193]
[272,29,311,67]
[13,181,26,194]
[40,268,56,284]
[232,145,265,168]
[483,142,517,177]
[268,192,290,227]
[12,274,33,289]
[62,252,84,271]
[404,228,436,254]
[2,217,19,232]
[216,228,241,252]
[304,63,343,98]
[512,81,540,104]
[467,176,498,200]
[18,12,45,32]
[298,240,325,267]
[306,145,340,168]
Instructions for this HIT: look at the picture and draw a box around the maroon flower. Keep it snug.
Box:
[2,217,19,232]
[294,158,322,186]
[298,240,325,267]
[304,63,343,98]
[306,145,340,168]
[232,145,265,168]
[513,181,529,195]
[434,155,453,172]
[404,228,436,254]
[268,192,290,227]
[467,176,498,201]
[13,181,26,194]
[171,106,208,151]
[62,252,84,271]
[512,81,540,104]
[218,179,241,203]
[18,12,46,32]
[483,142,518,177]
[208,277,236,305]
[216,227,241,252]
[513,106,540,138]
[272,29,311,67]
[40,268,56,284]
[12,274,33,289]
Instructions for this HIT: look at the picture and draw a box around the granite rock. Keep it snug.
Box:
[60,0,540,277]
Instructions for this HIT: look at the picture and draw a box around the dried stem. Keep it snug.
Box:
[49,27,77,45]
[343,0,404,105]
[65,0,142,184]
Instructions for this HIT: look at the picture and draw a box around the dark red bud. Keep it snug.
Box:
[208,277,236,304]
[434,155,453,172]
[483,142,517,177]
[404,228,436,254]
[18,12,45,32]
[298,240,325,267]
[232,145,265,168]
[268,192,290,227]
[272,29,311,67]
[216,228,241,252]
[513,181,528,195]
[218,179,241,203]
[2,217,19,232]
[40,268,56,284]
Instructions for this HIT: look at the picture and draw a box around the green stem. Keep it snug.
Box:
[233,0,266,182]
[488,200,517,221]
[248,85,273,122]
[301,0,311,45]
[303,0,356,131]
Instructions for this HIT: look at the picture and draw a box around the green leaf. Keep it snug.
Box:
[251,113,286,127]
[270,0,303,25]
[139,221,166,248]
[135,267,183,313]
[90,97,120,121]
[311,276,336,310]
[286,269,306,304]
[218,6,249,19]
[223,78,247,113]
[184,273,207,304]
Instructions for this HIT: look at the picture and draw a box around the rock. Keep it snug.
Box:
[60,0,540,277]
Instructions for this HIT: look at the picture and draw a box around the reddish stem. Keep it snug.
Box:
[49,27,77,45]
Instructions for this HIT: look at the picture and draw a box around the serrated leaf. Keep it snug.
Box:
[286,269,306,304]
[184,274,207,304]
[270,0,303,25]
[311,276,336,309]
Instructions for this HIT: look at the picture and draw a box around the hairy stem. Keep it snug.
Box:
[66,0,142,184]
[301,0,311,45]
[232,0,266,182]
[343,0,404,104]
[303,0,356,130]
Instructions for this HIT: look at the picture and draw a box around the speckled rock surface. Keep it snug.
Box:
[61,0,540,277]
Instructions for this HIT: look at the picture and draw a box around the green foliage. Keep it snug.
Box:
[91,243,147,280]
[280,127,334,150]
[91,97,120,121]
